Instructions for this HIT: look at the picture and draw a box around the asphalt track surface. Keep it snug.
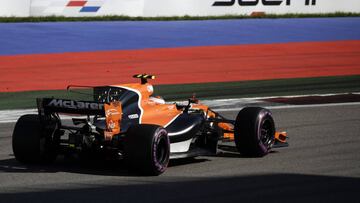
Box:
[0,104,359,202]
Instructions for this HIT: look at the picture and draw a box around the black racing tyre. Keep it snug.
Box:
[234,107,275,157]
[124,124,170,176]
[12,114,59,164]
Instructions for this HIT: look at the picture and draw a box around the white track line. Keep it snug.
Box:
[2,102,360,124]
[203,92,360,102]
[0,109,87,124]
[1,92,359,124]
[213,102,360,112]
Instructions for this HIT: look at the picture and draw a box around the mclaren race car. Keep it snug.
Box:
[12,74,288,175]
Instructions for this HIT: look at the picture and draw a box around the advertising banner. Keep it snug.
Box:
[30,0,143,17]
[0,0,31,17]
[144,0,360,16]
[1,0,359,17]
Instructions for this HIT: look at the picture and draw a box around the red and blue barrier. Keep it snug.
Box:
[0,18,360,55]
[0,17,359,92]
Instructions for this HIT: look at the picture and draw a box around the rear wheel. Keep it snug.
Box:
[124,124,170,176]
[234,107,275,157]
[12,114,59,163]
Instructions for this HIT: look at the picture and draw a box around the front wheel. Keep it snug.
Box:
[234,107,275,157]
[124,124,170,176]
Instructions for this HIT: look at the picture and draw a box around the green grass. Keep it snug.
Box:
[0,12,359,23]
[0,75,359,110]
[0,89,93,110]
[155,75,360,100]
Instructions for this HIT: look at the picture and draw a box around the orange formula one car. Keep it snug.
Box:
[12,74,288,175]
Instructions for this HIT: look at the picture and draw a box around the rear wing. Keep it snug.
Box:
[37,98,123,139]
[37,98,105,116]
